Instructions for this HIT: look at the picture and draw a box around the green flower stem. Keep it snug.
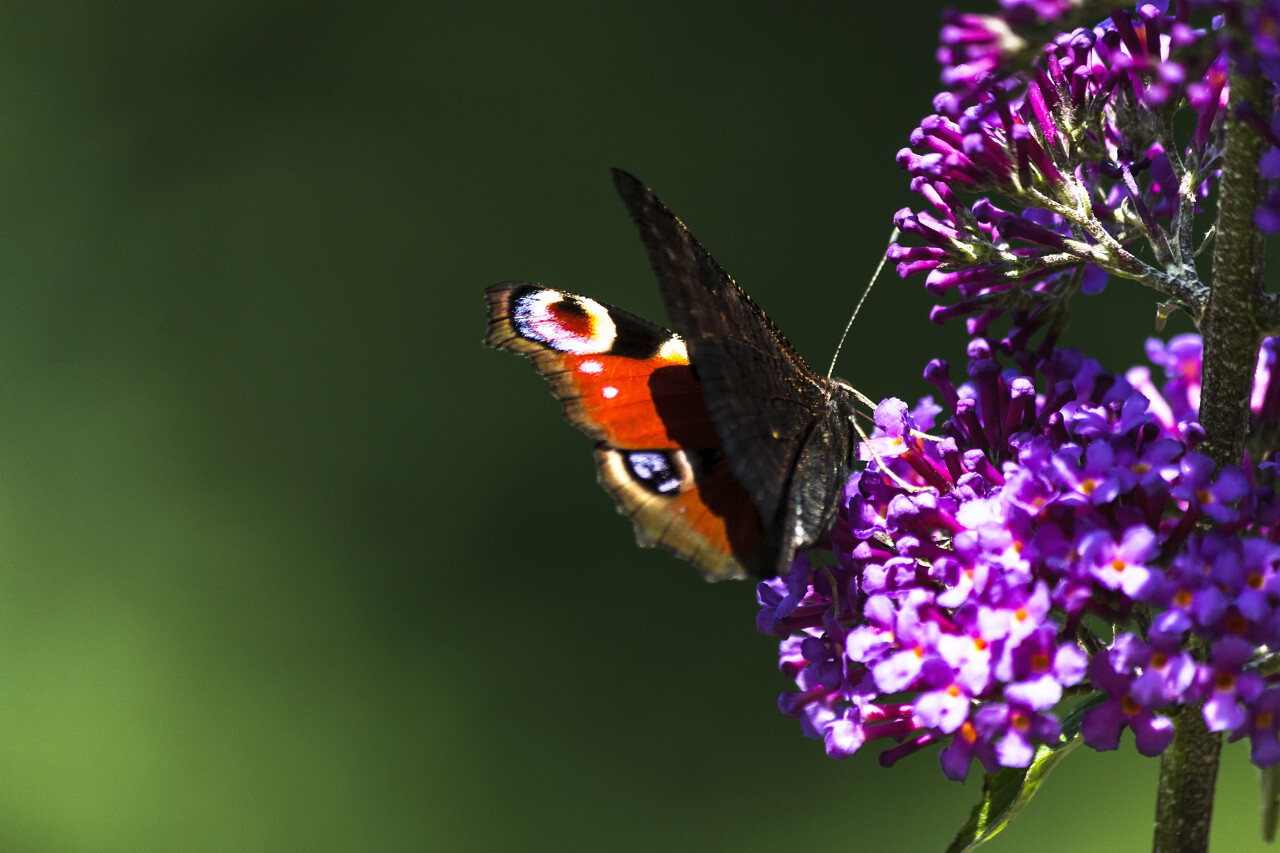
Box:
[1153,705,1223,853]
[1151,59,1271,853]
[1199,65,1269,472]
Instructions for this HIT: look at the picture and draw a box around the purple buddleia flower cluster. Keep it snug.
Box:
[934,1,1227,115]
[889,1,1279,348]
[759,335,1280,778]
[908,0,1280,332]
[760,0,1280,785]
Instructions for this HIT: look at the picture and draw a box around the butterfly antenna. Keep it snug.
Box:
[826,226,900,381]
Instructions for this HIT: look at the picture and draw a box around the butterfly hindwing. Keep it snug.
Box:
[484,281,763,580]
[610,169,858,575]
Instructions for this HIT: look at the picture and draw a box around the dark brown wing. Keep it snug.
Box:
[610,169,857,575]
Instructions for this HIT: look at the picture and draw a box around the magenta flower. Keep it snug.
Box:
[763,333,1280,784]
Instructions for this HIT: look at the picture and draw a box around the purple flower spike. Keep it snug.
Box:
[892,4,1235,344]
[765,330,1280,777]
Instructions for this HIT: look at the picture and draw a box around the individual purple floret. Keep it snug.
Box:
[1081,649,1176,756]
[1232,688,1280,768]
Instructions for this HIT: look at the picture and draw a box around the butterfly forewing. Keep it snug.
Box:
[610,169,858,575]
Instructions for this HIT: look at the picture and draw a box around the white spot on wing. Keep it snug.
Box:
[579,360,603,374]
[602,386,618,399]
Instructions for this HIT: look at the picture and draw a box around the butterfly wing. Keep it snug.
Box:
[610,169,857,576]
[484,281,763,580]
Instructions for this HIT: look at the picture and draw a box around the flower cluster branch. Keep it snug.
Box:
[764,2,1280,848]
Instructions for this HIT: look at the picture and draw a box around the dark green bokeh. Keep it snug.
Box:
[0,2,1264,850]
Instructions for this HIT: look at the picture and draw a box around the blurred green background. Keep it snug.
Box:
[0,1,1264,851]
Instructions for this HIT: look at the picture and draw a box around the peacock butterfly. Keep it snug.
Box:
[484,169,860,581]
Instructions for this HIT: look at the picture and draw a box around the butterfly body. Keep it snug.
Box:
[484,170,858,581]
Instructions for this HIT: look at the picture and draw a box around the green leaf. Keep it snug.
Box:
[946,694,1102,852]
